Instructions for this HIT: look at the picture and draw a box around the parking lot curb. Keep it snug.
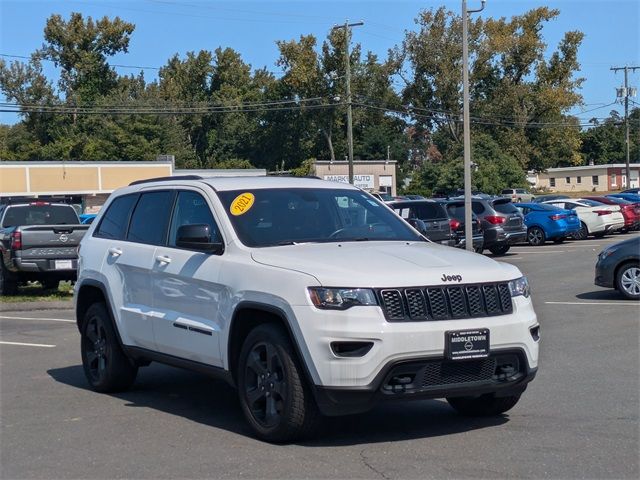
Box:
[0,300,74,312]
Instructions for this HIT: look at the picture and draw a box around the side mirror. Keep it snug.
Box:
[176,224,224,254]
[407,218,428,236]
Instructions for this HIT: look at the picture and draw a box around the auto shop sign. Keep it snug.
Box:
[324,174,374,189]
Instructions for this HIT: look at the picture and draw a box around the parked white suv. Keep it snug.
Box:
[75,176,539,442]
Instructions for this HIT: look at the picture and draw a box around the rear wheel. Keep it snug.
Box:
[527,227,545,246]
[616,262,640,300]
[237,323,320,443]
[489,244,510,255]
[80,303,138,392]
[0,264,18,296]
[447,393,522,416]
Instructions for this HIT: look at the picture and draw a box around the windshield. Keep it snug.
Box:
[1,204,80,227]
[218,188,423,247]
[535,203,564,211]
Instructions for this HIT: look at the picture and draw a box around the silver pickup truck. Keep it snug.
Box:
[0,202,89,295]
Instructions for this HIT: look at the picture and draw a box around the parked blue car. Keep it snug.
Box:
[607,193,640,203]
[79,213,97,224]
[514,203,581,246]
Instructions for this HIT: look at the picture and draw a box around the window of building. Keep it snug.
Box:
[565,177,571,183]
[592,176,599,186]
[127,191,175,245]
[611,173,617,187]
[550,178,556,187]
[577,176,581,184]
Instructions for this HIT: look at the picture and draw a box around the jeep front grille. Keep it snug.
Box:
[378,282,513,322]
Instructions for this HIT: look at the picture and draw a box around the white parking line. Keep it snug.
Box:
[0,315,74,323]
[545,301,639,306]
[511,250,565,254]
[0,340,56,348]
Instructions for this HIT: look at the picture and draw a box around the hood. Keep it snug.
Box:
[251,241,521,287]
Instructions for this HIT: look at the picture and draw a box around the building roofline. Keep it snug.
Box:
[314,160,397,164]
[545,163,640,173]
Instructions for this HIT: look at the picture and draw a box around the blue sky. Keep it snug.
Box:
[1,0,639,125]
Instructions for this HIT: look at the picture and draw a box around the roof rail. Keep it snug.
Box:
[129,175,204,186]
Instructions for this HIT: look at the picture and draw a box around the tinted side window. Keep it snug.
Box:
[127,191,174,245]
[169,191,221,247]
[412,203,447,219]
[95,194,138,240]
[471,202,485,214]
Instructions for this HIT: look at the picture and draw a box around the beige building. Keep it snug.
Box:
[312,160,398,196]
[535,164,640,192]
[0,160,266,212]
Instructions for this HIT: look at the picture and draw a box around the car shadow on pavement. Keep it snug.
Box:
[576,290,625,301]
[47,363,509,446]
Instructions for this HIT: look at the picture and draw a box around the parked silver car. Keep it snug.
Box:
[501,189,535,203]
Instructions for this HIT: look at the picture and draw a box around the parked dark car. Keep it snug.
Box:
[622,188,640,194]
[435,200,484,252]
[387,200,455,246]
[531,194,570,204]
[465,197,526,255]
[595,236,640,300]
[0,202,89,294]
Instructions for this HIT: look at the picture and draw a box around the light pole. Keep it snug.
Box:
[333,20,364,184]
[462,0,485,251]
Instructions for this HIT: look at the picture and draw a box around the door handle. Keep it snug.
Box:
[108,247,122,257]
[155,255,172,265]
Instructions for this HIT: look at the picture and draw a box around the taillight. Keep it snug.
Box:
[10,231,22,249]
[593,210,611,216]
[549,214,566,221]
[449,219,461,230]
[485,215,506,224]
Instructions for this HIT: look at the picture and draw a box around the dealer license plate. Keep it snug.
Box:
[445,329,490,361]
[54,260,73,270]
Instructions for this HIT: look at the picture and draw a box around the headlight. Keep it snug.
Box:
[508,276,530,298]
[308,287,378,310]
[598,247,616,260]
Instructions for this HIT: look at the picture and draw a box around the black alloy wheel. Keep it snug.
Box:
[237,324,320,442]
[80,303,137,392]
[244,342,287,428]
[527,227,545,246]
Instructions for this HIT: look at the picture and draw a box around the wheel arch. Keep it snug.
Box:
[227,301,318,388]
[75,279,118,337]
[614,258,640,290]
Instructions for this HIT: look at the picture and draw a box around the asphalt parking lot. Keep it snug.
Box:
[1,234,638,479]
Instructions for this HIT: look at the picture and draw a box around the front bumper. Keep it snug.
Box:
[292,295,539,391]
[314,349,537,416]
[594,256,615,288]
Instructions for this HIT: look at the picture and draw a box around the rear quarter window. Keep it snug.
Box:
[95,194,139,240]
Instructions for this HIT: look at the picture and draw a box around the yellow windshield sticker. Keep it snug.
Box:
[230,193,255,216]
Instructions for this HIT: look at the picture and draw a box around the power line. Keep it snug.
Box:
[0,53,160,71]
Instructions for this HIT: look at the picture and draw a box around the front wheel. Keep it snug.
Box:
[527,227,545,246]
[489,244,510,255]
[616,262,640,300]
[237,324,320,443]
[573,222,588,240]
[80,303,138,392]
[447,393,522,416]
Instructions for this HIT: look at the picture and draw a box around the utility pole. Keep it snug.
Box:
[462,0,485,251]
[611,65,639,188]
[333,20,364,184]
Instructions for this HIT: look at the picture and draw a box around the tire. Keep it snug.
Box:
[42,279,59,290]
[489,244,510,255]
[0,263,18,296]
[553,237,565,244]
[447,393,522,416]
[474,247,484,254]
[616,262,640,300]
[237,323,320,443]
[80,303,138,393]
[573,222,588,240]
[527,227,545,246]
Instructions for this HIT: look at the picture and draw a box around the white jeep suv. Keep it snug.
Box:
[75,176,539,442]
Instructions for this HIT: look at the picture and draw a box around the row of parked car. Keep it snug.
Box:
[386,191,640,253]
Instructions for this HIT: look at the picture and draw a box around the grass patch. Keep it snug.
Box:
[0,281,74,303]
